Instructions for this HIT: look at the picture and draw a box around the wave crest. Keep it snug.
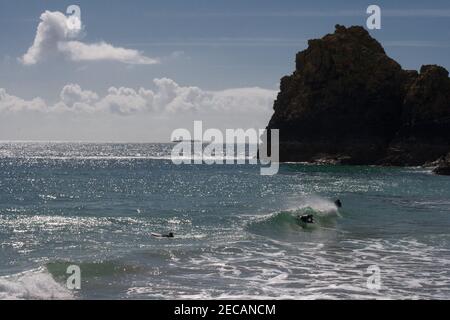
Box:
[246,196,340,236]
[0,267,73,300]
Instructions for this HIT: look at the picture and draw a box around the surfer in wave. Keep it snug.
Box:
[298,214,315,224]
[297,198,342,226]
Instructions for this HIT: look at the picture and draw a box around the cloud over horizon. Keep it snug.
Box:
[20,11,158,65]
[0,78,276,116]
[0,78,277,141]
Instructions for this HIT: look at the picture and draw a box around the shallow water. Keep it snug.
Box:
[0,142,449,299]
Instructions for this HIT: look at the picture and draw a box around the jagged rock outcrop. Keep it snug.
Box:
[385,65,450,165]
[267,25,450,168]
[433,153,450,175]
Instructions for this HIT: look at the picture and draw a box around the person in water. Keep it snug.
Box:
[152,232,174,238]
[163,232,174,238]
[334,199,342,208]
[299,214,314,224]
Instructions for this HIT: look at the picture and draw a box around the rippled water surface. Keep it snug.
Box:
[0,142,449,299]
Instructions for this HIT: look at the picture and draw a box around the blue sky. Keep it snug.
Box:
[0,0,450,141]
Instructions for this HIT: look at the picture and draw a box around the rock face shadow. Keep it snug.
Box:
[266,24,450,169]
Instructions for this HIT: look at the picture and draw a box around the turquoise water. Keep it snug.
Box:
[0,142,449,299]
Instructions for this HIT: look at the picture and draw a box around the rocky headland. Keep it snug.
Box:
[266,25,450,174]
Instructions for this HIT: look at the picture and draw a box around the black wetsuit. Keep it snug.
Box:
[163,233,174,238]
[299,214,314,224]
[153,232,174,238]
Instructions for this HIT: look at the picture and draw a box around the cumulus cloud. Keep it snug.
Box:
[57,41,158,64]
[20,11,158,65]
[0,88,47,112]
[0,79,277,141]
[0,78,277,116]
[58,84,99,113]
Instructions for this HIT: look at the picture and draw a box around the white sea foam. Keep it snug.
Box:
[124,236,450,300]
[0,268,73,300]
[295,194,339,215]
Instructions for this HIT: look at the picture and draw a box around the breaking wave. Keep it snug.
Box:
[0,267,73,300]
[246,196,341,236]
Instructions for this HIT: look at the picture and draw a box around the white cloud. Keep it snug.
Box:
[58,41,159,65]
[0,88,47,112]
[58,84,99,113]
[97,86,152,115]
[60,84,98,105]
[0,79,277,141]
[0,78,277,116]
[20,11,158,65]
[20,11,69,65]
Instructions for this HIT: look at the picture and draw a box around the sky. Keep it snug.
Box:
[1,0,450,142]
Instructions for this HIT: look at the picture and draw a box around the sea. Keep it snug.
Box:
[0,142,449,299]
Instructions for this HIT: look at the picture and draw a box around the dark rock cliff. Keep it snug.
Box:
[433,153,450,175]
[267,25,450,169]
[386,65,450,165]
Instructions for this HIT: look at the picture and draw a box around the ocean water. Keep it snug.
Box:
[0,142,449,300]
